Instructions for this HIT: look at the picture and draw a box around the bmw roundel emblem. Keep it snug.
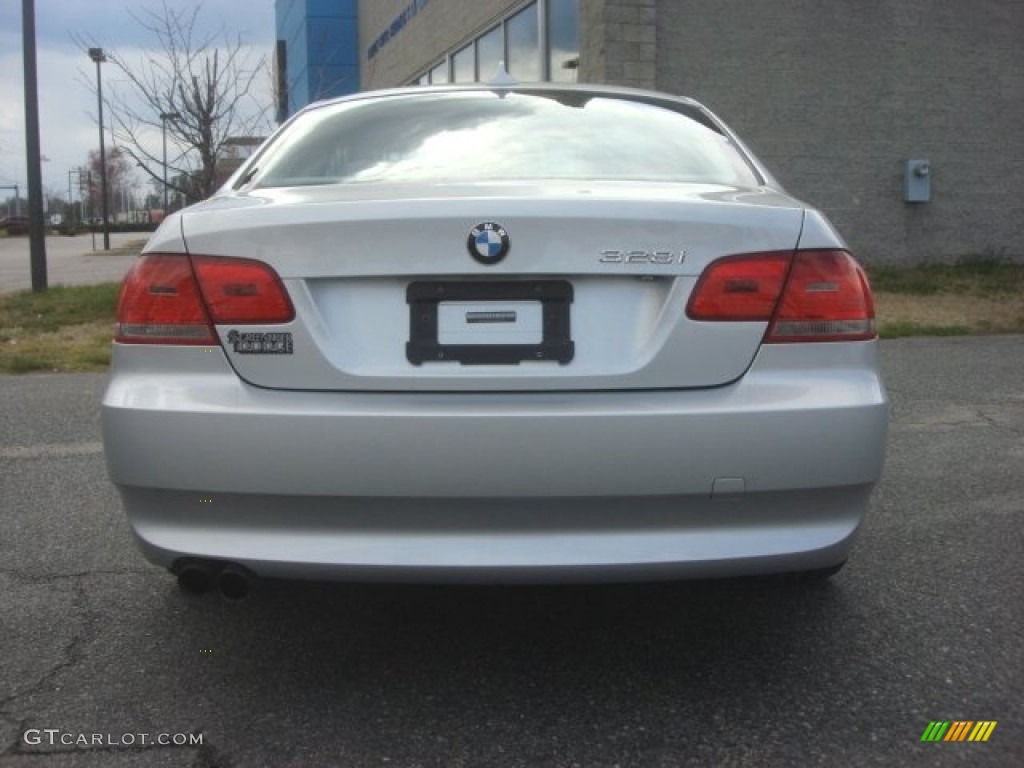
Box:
[467,222,510,265]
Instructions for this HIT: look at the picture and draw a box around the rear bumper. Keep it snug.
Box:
[102,341,887,581]
[121,485,871,583]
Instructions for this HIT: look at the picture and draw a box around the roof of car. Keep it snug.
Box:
[296,81,705,118]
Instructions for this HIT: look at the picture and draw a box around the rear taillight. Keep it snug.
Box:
[191,256,294,324]
[686,252,790,321]
[115,254,215,344]
[765,250,875,343]
[115,254,293,345]
[687,249,876,343]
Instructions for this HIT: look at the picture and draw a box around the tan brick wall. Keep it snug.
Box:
[656,0,1024,264]
[579,0,656,89]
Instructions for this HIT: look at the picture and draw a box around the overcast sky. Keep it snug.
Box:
[0,0,276,199]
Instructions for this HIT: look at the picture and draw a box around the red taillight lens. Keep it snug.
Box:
[115,254,294,344]
[765,250,875,343]
[687,249,876,343]
[191,256,294,324]
[686,252,791,321]
[115,254,215,344]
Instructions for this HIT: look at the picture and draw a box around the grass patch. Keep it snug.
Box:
[7,354,54,373]
[867,255,1024,297]
[878,321,972,339]
[1,283,119,333]
[0,284,117,373]
[0,322,113,373]
[870,258,1024,338]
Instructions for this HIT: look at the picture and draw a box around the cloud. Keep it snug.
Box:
[0,0,274,196]
[32,0,275,49]
[0,38,99,191]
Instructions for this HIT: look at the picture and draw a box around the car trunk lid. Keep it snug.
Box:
[179,181,805,391]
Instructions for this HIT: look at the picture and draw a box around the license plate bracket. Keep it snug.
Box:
[407,280,574,365]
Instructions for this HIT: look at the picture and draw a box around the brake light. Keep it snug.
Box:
[115,254,215,344]
[765,250,875,342]
[686,252,790,321]
[115,254,294,345]
[687,249,876,342]
[191,256,294,324]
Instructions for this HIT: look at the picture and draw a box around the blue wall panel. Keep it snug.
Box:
[307,18,359,69]
[275,0,360,120]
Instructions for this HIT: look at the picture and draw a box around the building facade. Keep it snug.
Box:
[275,0,1024,264]
[359,0,579,87]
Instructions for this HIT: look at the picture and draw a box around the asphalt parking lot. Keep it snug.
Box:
[1,336,1021,767]
[0,233,142,294]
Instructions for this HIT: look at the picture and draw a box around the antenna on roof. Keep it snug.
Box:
[487,61,518,87]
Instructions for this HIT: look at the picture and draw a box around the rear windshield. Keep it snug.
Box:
[248,90,762,189]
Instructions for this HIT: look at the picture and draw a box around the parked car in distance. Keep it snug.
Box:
[0,215,30,235]
[102,82,888,599]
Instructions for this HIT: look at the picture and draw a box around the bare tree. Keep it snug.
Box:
[86,147,135,217]
[76,2,270,204]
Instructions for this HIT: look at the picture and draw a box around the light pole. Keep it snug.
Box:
[23,0,47,290]
[88,47,110,250]
[159,111,180,212]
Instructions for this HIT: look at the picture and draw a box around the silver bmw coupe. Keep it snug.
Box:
[101,83,887,597]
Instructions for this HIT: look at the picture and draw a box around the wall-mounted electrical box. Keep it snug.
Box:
[904,159,931,203]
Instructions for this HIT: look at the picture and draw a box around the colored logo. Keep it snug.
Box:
[467,222,510,265]
[920,721,997,742]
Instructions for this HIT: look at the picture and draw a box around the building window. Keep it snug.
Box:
[429,60,449,84]
[476,25,503,81]
[410,0,578,86]
[452,44,474,83]
[506,3,540,81]
[548,0,579,82]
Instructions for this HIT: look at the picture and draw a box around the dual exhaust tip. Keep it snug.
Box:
[175,560,253,600]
